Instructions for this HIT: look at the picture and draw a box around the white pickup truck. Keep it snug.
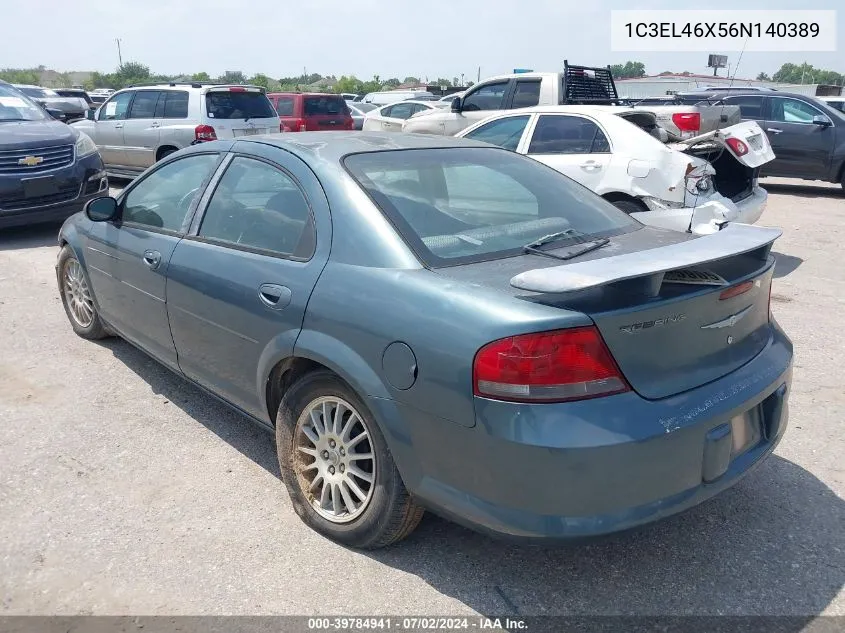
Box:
[404,63,741,140]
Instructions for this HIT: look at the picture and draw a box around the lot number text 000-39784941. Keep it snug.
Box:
[610,10,837,52]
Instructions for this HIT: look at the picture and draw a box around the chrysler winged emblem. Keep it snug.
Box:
[18,155,44,167]
[700,305,753,330]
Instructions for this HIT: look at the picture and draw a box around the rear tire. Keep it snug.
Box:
[57,245,109,340]
[610,199,647,215]
[276,370,424,549]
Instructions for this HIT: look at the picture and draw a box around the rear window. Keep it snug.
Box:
[274,96,295,116]
[205,90,276,119]
[344,148,637,266]
[304,95,349,117]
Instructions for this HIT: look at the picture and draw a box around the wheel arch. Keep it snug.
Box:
[601,191,648,210]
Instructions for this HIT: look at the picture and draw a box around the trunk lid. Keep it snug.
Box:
[303,95,353,131]
[509,223,780,400]
[672,121,775,169]
[438,224,781,401]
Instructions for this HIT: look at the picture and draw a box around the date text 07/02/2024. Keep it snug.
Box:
[307,617,528,630]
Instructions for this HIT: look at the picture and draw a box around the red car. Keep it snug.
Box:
[267,93,354,132]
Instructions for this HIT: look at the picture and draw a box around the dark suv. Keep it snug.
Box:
[267,93,354,132]
[0,81,108,229]
[698,90,845,189]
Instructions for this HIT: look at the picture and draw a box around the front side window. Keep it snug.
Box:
[128,91,161,119]
[386,102,415,120]
[199,157,315,258]
[205,90,276,119]
[462,81,509,111]
[122,154,219,231]
[463,115,530,151]
[770,97,824,124]
[511,81,541,108]
[345,148,636,266]
[528,115,610,154]
[99,91,133,121]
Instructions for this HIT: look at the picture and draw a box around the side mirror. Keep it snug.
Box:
[85,196,118,222]
[812,114,832,126]
[86,109,95,120]
[451,96,463,113]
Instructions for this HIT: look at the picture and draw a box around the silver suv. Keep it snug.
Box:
[71,82,281,179]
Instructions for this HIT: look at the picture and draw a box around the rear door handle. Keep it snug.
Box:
[150,121,161,128]
[114,122,124,129]
[142,250,161,269]
[580,161,602,170]
[258,283,292,310]
[766,128,783,134]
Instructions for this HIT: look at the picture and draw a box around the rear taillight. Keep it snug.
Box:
[345,118,354,130]
[719,280,754,300]
[194,124,217,142]
[672,112,701,134]
[228,87,246,92]
[472,326,629,403]
[726,137,749,156]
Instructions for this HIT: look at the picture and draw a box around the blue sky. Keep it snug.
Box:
[5,0,843,81]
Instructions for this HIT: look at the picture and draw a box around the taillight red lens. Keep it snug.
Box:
[228,87,246,92]
[726,137,749,156]
[672,112,701,133]
[473,326,629,403]
[194,124,217,141]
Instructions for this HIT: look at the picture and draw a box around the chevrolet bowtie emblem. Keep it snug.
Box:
[700,305,753,330]
[18,155,44,167]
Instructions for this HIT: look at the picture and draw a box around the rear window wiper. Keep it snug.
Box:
[524,229,610,261]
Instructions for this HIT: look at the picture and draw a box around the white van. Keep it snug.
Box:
[362,90,436,105]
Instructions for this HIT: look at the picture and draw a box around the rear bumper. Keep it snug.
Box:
[0,153,107,229]
[390,322,793,541]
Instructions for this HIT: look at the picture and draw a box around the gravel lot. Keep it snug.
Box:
[0,177,843,617]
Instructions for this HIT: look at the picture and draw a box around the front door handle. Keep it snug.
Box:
[580,161,602,170]
[142,250,162,269]
[150,121,161,128]
[258,283,292,310]
[766,128,783,134]
[114,122,124,129]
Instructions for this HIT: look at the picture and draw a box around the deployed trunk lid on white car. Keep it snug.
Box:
[672,121,776,169]
[202,86,280,138]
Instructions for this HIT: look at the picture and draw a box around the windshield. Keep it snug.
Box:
[344,148,638,266]
[0,85,47,121]
[205,90,277,120]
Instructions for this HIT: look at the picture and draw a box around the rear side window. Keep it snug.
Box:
[463,115,530,151]
[158,91,189,118]
[386,102,415,120]
[205,90,276,119]
[511,81,541,108]
[528,115,610,154]
[304,95,348,116]
[128,91,160,119]
[199,157,315,258]
[724,95,764,119]
[275,96,295,116]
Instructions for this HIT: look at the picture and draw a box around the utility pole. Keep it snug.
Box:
[477,66,481,82]
[115,38,123,67]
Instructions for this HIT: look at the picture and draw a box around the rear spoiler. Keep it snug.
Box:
[510,223,782,294]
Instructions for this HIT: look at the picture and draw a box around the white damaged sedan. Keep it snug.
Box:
[455,106,775,234]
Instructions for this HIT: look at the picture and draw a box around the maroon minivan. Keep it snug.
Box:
[267,93,354,132]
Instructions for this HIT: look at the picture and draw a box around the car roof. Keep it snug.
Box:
[268,92,345,97]
[236,131,492,162]
[477,105,635,117]
[381,100,441,107]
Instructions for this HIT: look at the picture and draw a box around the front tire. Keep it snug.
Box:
[58,245,109,340]
[276,370,423,549]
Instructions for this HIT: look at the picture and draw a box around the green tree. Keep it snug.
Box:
[0,67,42,85]
[756,72,771,81]
[383,78,400,88]
[610,61,646,79]
[218,70,246,84]
[433,78,453,87]
[772,62,843,85]
[191,71,211,82]
[403,76,420,84]
[335,75,363,94]
[249,73,270,88]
